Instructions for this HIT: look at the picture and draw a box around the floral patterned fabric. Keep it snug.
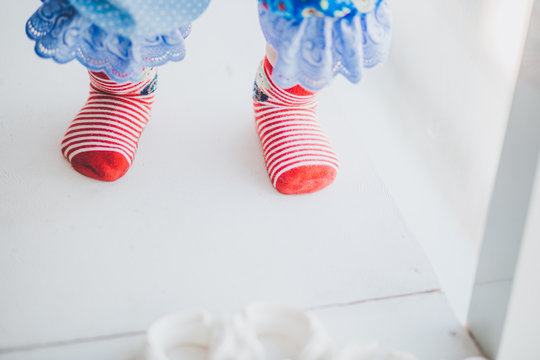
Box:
[259,0,377,19]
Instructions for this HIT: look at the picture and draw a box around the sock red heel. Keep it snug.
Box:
[61,69,157,181]
[253,58,339,194]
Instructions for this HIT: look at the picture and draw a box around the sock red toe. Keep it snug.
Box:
[71,151,130,182]
[275,165,337,195]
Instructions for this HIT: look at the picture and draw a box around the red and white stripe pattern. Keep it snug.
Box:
[61,69,156,181]
[253,59,339,194]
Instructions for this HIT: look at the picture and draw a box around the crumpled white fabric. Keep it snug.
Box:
[143,303,420,360]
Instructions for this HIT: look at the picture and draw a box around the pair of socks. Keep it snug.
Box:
[62,59,338,194]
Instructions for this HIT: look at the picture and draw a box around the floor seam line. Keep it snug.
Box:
[308,288,443,311]
[0,330,146,355]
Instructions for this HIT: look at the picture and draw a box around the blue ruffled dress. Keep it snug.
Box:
[26,0,391,88]
[259,0,391,90]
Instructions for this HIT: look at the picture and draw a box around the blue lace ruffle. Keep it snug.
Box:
[26,0,192,83]
[259,0,391,91]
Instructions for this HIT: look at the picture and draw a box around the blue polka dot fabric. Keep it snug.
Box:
[68,0,211,37]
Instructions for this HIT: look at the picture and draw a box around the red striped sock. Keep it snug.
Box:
[253,58,339,195]
[61,69,157,181]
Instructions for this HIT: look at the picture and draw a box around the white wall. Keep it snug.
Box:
[362,0,533,322]
[467,3,540,357]
[498,157,540,359]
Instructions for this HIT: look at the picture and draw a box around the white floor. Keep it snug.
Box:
[0,292,479,360]
[1,1,481,359]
